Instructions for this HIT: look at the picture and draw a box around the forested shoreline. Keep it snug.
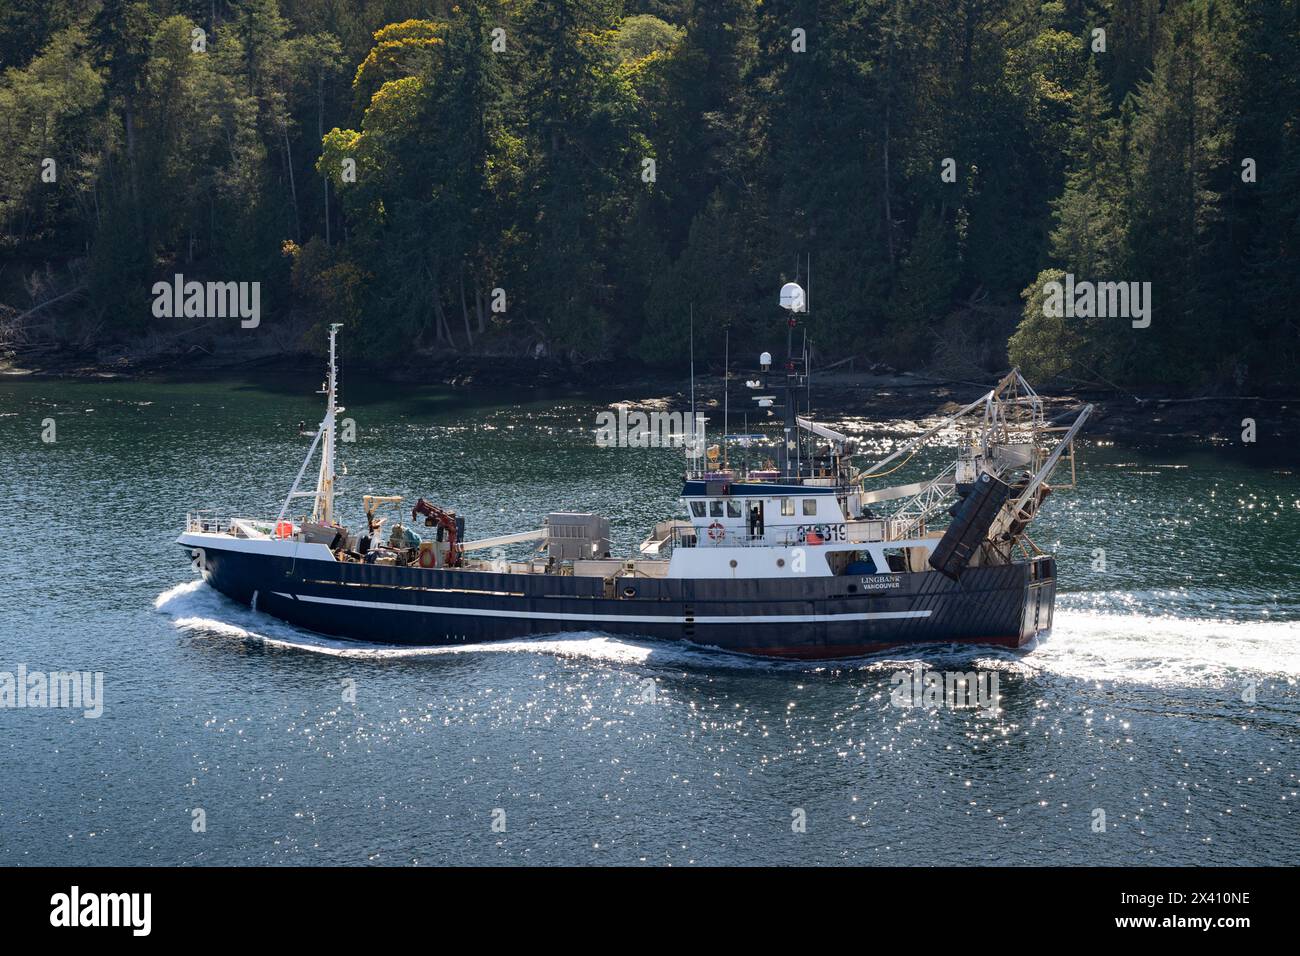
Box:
[1,1,1297,391]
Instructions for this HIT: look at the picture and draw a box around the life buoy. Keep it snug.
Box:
[707,521,726,541]
[418,547,437,568]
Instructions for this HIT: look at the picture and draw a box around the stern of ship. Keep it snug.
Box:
[1019,555,1057,646]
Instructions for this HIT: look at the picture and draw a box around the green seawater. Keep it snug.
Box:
[0,374,1296,865]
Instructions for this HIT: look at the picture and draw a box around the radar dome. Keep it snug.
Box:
[779,282,806,313]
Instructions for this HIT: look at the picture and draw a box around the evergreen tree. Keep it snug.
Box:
[1232,0,1300,388]
[883,205,956,366]
[0,0,1293,391]
[1124,0,1236,385]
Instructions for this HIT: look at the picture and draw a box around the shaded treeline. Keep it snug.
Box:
[1,0,1296,388]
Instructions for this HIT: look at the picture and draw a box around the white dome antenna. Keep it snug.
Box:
[779,282,806,313]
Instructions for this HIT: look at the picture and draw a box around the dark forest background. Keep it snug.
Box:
[0,0,1296,389]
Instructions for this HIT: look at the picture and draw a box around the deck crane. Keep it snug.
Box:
[411,497,464,566]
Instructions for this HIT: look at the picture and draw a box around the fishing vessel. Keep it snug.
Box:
[178,288,1091,659]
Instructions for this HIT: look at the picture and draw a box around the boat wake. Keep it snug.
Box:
[1034,607,1300,686]
[154,580,1299,685]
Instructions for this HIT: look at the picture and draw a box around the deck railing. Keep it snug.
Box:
[646,518,929,554]
[186,511,234,534]
[185,512,277,537]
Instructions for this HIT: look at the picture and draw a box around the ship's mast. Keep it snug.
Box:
[777,282,806,477]
[275,324,344,528]
[312,323,343,525]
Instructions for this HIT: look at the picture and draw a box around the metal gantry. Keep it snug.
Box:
[854,369,1092,544]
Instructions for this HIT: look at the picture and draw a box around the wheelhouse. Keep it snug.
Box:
[680,479,849,547]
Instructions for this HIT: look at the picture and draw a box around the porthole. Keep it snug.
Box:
[776,558,786,568]
[729,559,738,568]
[622,585,637,598]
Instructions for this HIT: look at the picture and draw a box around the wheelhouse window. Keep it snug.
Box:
[726,500,742,518]
[690,501,706,518]
[780,498,795,516]
[710,500,724,517]
[802,499,817,516]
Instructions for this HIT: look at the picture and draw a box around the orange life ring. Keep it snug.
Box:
[418,547,437,568]
[707,521,726,541]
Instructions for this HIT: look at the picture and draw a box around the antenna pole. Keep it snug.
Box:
[689,304,696,478]
[723,328,729,469]
[805,330,811,410]
[783,305,795,478]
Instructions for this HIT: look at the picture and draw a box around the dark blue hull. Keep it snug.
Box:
[185,546,1055,659]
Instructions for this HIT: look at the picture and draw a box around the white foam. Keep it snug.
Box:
[1034,607,1300,685]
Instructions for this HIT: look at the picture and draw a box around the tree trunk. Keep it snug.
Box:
[459,261,474,348]
[882,6,896,271]
[319,72,329,246]
[282,124,300,241]
[883,98,895,271]
[124,94,138,206]
[431,270,452,347]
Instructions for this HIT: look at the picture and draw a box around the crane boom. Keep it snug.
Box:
[411,497,463,566]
